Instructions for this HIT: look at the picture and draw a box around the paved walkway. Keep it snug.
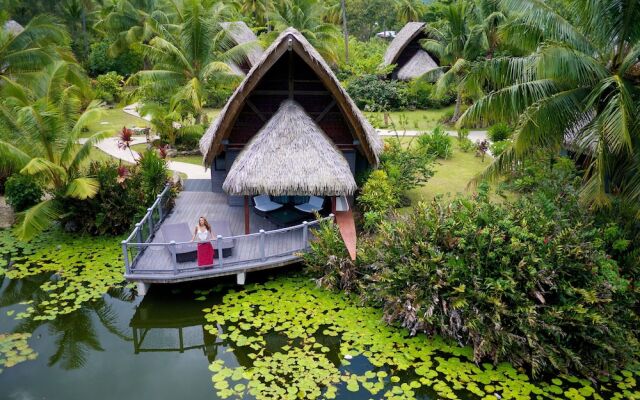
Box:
[81,136,210,179]
[377,129,489,142]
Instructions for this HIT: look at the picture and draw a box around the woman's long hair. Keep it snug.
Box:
[197,216,211,232]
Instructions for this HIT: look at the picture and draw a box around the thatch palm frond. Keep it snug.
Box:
[15,200,62,241]
[65,177,100,200]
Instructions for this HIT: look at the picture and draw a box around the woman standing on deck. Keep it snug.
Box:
[192,217,214,268]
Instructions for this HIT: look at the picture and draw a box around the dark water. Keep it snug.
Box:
[0,272,268,400]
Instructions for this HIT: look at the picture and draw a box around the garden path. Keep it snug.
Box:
[79,136,210,179]
[377,129,488,142]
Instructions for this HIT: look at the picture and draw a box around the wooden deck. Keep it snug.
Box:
[124,185,323,284]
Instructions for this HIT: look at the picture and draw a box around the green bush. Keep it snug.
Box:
[307,179,639,379]
[380,138,434,197]
[405,78,455,109]
[490,140,510,156]
[5,174,43,212]
[357,170,397,231]
[87,41,143,77]
[346,75,407,111]
[415,125,453,159]
[488,122,512,142]
[94,72,124,104]
[175,124,205,151]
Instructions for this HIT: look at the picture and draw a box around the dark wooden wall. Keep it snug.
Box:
[226,53,358,152]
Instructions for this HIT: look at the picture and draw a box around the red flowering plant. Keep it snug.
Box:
[118,127,137,160]
[116,165,130,185]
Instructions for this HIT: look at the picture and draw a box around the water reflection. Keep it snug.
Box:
[1,273,133,370]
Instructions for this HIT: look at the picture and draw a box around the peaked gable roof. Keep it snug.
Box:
[200,27,383,167]
[382,22,428,67]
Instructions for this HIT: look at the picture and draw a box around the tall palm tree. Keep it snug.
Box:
[231,0,272,27]
[96,0,170,57]
[395,0,426,25]
[0,15,70,84]
[131,0,247,123]
[473,0,506,59]
[422,0,486,122]
[268,0,342,64]
[459,0,640,207]
[0,61,109,240]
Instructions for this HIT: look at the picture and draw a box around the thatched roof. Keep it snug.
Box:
[382,22,439,80]
[200,27,383,167]
[382,22,426,66]
[397,49,439,80]
[223,100,357,196]
[3,20,24,35]
[220,21,263,75]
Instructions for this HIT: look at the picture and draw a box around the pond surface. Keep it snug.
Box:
[1,230,639,400]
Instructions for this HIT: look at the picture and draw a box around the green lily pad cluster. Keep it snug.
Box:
[203,278,640,400]
[0,229,127,321]
[0,333,37,373]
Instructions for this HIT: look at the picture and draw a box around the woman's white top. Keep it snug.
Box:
[197,228,209,241]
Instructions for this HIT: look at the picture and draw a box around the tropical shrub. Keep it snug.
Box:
[87,40,143,77]
[490,140,510,156]
[457,129,475,153]
[175,125,205,151]
[5,174,43,212]
[357,170,397,231]
[380,138,434,198]
[405,78,455,109]
[138,149,169,204]
[415,125,453,159]
[487,122,512,142]
[347,75,407,111]
[307,180,639,379]
[94,72,124,104]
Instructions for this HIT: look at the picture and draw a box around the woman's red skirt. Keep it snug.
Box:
[197,242,214,268]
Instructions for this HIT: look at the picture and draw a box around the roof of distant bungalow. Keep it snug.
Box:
[223,100,357,196]
[382,21,439,81]
[3,20,24,35]
[200,27,383,167]
[220,21,263,76]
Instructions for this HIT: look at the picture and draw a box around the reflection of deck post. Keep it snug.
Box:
[244,195,250,234]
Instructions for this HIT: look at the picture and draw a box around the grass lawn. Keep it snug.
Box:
[84,108,150,138]
[365,106,455,132]
[405,141,491,204]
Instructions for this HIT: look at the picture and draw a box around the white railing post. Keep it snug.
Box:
[147,208,154,234]
[302,221,308,249]
[135,223,143,248]
[157,193,164,220]
[216,235,224,268]
[170,241,178,275]
[259,229,266,261]
[122,240,130,274]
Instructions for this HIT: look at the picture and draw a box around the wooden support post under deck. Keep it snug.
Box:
[244,195,250,234]
[331,196,337,214]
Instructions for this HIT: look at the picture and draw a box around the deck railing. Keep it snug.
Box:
[121,191,333,277]
[122,184,172,274]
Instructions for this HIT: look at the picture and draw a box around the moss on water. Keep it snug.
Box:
[204,278,640,400]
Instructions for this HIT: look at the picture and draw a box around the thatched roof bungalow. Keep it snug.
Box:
[381,22,439,81]
[201,27,380,249]
[220,21,263,76]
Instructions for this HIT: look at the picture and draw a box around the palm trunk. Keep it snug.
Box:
[451,91,462,123]
[341,0,349,63]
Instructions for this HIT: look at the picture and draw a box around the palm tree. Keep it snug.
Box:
[422,0,486,123]
[0,15,70,84]
[131,0,246,124]
[231,0,272,27]
[0,61,110,240]
[459,0,640,206]
[96,0,170,57]
[473,0,506,59]
[395,0,426,25]
[268,0,342,64]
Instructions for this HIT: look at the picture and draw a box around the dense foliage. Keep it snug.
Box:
[87,40,143,77]
[487,122,511,142]
[94,72,124,104]
[415,125,453,159]
[347,75,407,111]
[4,174,43,212]
[308,157,640,379]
